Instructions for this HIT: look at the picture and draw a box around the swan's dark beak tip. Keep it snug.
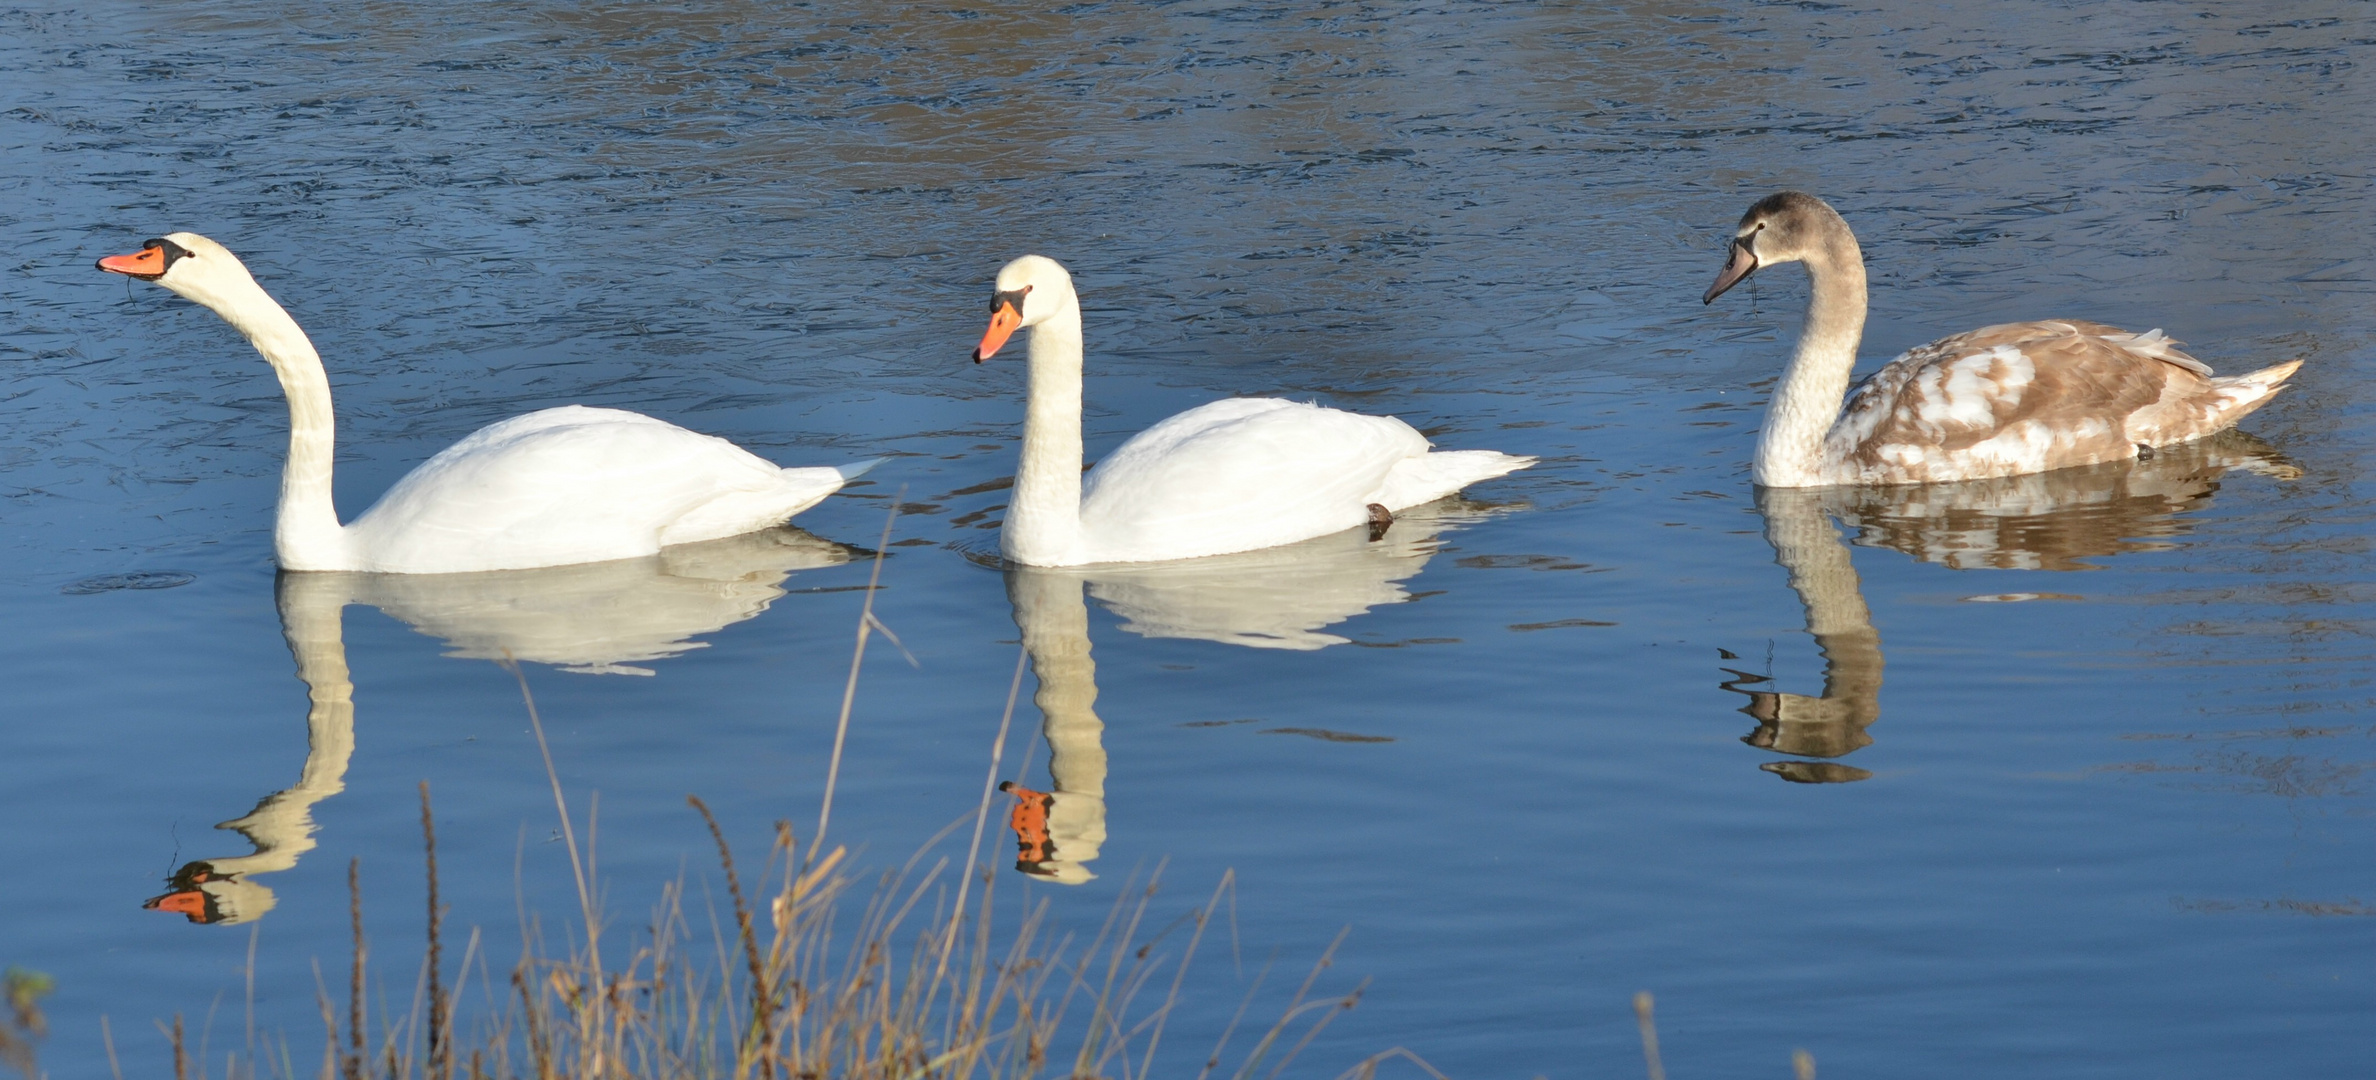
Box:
[974,301,1022,361]
[1704,241,1759,304]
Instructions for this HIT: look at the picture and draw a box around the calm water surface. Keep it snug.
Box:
[4,2,2374,1076]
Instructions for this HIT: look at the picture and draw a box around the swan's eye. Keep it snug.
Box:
[992,287,1030,316]
[146,238,194,272]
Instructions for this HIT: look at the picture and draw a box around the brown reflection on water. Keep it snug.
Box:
[1828,431,2302,572]
[1728,431,2299,784]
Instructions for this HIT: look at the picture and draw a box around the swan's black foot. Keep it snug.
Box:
[1365,503,1393,542]
[2135,443,2154,460]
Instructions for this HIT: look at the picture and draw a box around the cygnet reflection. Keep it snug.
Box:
[146,527,857,924]
[1728,431,2295,784]
[998,500,1493,882]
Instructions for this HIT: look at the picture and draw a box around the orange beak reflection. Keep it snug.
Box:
[97,245,171,280]
[145,888,214,922]
[973,301,1022,363]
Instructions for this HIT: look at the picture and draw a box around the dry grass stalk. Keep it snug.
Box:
[424,783,451,1080]
[0,967,52,1080]
[940,645,1031,986]
[347,859,366,1080]
[1633,991,1663,1080]
[812,500,903,869]
[687,796,772,1080]
[229,801,1389,1080]
[117,545,1433,1080]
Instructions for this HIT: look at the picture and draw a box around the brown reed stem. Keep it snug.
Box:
[421,782,449,1080]
[170,1015,187,1080]
[690,795,774,1080]
[511,970,551,1080]
[811,499,900,868]
[1794,1047,1817,1079]
[502,657,599,971]
[940,642,1031,983]
[1634,991,1665,1080]
[345,859,365,1080]
[102,1014,122,1080]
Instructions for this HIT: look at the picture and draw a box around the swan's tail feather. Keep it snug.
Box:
[657,464,849,547]
[833,458,887,481]
[2214,358,2303,394]
[754,459,876,525]
[770,459,878,498]
[2202,358,2303,431]
[1375,449,1536,512]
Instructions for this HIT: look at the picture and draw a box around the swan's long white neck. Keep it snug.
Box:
[199,276,350,569]
[1004,297,1087,566]
[1755,233,1867,488]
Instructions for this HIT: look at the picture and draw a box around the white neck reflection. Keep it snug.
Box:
[995,500,1501,882]
[146,527,857,924]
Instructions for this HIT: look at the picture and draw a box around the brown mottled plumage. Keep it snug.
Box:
[1704,191,2303,487]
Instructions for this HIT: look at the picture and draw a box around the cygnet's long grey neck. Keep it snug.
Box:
[1755,229,1868,488]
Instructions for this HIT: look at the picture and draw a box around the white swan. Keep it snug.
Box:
[970,255,1534,567]
[1702,192,2303,487]
[97,234,870,574]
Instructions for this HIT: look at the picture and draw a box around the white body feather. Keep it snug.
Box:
[983,256,1532,567]
[346,406,859,573]
[107,232,864,574]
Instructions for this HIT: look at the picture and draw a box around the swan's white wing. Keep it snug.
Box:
[345,406,843,573]
[1076,398,1427,563]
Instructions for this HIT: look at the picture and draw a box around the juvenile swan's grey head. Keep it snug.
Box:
[1703,191,1853,304]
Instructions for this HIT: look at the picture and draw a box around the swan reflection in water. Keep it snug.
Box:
[1727,430,2297,784]
[997,500,1499,883]
[145,528,857,924]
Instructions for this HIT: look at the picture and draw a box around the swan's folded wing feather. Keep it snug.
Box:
[1077,399,1427,563]
[346,406,811,572]
[1833,321,2203,482]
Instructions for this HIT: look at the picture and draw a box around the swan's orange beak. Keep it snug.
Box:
[973,300,1022,363]
[97,243,172,281]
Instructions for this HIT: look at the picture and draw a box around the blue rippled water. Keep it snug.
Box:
[2,2,2372,1076]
